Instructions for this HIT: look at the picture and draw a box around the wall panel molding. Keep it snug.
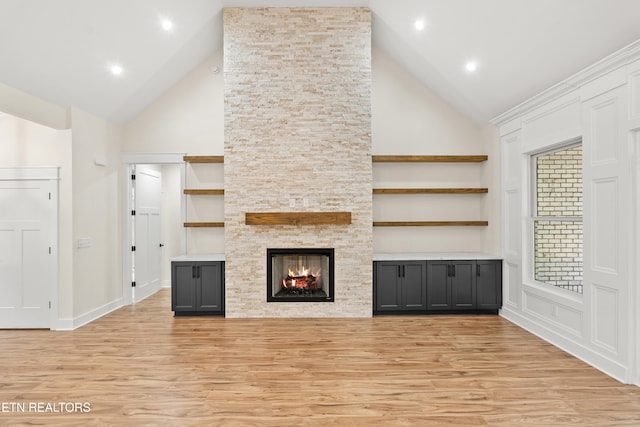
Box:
[591,284,620,354]
[498,46,638,384]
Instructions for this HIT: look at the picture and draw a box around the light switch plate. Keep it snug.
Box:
[77,238,92,248]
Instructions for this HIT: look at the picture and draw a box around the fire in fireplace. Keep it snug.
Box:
[267,248,334,302]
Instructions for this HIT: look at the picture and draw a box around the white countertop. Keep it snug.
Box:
[171,253,499,262]
[171,253,225,262]
[373,252,501,261]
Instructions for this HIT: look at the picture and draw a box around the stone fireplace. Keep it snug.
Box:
[223,7,372,317]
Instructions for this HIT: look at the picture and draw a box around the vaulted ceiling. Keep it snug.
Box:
[1,0,639,125]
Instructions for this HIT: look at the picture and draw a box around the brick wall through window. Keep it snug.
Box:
[534,145,583,293]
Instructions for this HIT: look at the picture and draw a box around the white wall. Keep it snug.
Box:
[372,47,500,254]
[0,114,74,320]
[122,50,224,155]
[70,107,123,320]
[372,48,481,155]
[0,82,68,130]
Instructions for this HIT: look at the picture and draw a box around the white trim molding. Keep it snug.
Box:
[0,167,59,180]
[121,153,186,164]
[492,39,640,126]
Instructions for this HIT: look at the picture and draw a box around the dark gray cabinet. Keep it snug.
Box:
[476,260,502,310]
[427,261,476,311]
[374,258,502,315]
[171,261,224,315]
[374,261,426,313]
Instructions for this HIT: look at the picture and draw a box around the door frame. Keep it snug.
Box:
[121,153,186,306]
[0,167,59,329]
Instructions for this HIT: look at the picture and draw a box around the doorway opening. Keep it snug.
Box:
[121,154,185,306]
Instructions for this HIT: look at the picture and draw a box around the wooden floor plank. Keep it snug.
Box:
[1,289,639,426]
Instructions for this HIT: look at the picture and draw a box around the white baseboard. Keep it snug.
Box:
[134,283,163,303]
[161,279,171,289]
[54,298,124,331]
[501,307,630,384]
[54,318,74,330]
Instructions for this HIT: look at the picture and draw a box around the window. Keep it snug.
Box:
[532,144,583,293]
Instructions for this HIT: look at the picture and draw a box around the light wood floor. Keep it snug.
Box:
[1,290,640,426]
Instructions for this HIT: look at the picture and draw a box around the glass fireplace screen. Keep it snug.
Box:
[267,248,334,302]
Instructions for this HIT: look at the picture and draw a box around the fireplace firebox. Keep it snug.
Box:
[267,248,334,302]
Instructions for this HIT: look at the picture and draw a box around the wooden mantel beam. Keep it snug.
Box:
[245,212,352,226]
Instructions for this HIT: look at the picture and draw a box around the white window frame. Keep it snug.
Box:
[529,139,583,294]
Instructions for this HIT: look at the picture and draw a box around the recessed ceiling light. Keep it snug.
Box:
[414,19,425,31]
[110,65,124,76]
[161,19,173,31]
[465,61,478,73]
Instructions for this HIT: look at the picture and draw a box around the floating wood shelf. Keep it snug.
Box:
[183,189,225,195]
[183,155,224,163]
[246,212,352,226]
[373,188,488,194]
[373,221,489,227]
[372,155,488,163]
[184,222,225,228]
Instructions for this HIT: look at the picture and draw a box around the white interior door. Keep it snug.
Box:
[133,166,162,302]
[0,180,53,328]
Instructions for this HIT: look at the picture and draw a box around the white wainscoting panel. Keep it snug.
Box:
[556,304,584,337]
[583,84,629,376]
[591,98,621,164]
[496,44,640,385]
[522,289,583,337]
[505,190,520,257]
[501,130,522,311]
[506,261,520,309]
[591,178,618,273]
[591,284,619,354]
[503,133,521,185]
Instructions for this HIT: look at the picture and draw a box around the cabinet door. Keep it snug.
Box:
[476,260,502,310]
[198,262,224,312]
[374,262,402,311]
[402,262,426,311]
[172,262,197,311]
[427,261,451,310]
[450,261,476,310]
